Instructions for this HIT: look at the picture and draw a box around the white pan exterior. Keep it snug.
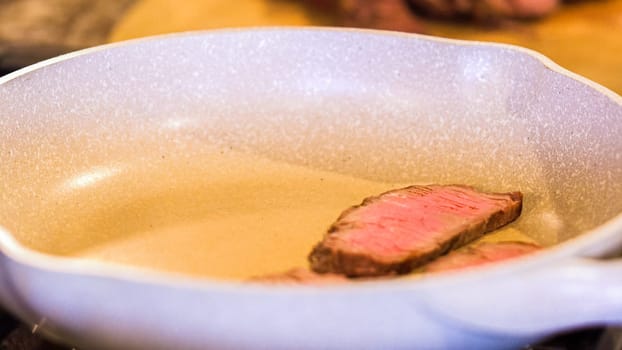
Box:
[0,28,621,349]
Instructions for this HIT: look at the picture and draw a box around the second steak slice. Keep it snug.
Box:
[309,184,523,277]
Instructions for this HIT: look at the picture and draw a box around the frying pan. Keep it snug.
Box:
[0,28,621,350]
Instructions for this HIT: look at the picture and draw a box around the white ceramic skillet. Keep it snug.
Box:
[0,28,621,350]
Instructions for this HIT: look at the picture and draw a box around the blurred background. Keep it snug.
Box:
[0,0,621,349]
[1,0,621,94]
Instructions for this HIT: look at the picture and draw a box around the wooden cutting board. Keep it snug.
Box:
[110,0,622,95]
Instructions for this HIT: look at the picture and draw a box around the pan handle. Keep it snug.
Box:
[419,257,622,335]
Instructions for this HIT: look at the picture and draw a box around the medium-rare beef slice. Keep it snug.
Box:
[309,184,523,277]
[424,241,541,273]
[248,268,348,285]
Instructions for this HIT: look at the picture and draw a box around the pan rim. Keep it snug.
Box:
[2,26,621,104]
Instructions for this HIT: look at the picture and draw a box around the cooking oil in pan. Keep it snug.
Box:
[10,149,542,280]
[67,151,413,280]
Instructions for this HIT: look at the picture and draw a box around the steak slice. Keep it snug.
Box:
[248,268,348,285]
[309,184,523,277]
[424,241,541,273]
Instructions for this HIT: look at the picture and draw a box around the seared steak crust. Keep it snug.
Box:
[424,241,541,273]
[309,185,523,277]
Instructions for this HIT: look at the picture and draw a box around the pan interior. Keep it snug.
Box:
[0,30,621,280]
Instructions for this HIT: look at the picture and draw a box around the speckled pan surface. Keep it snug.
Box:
[0,28,621,350]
